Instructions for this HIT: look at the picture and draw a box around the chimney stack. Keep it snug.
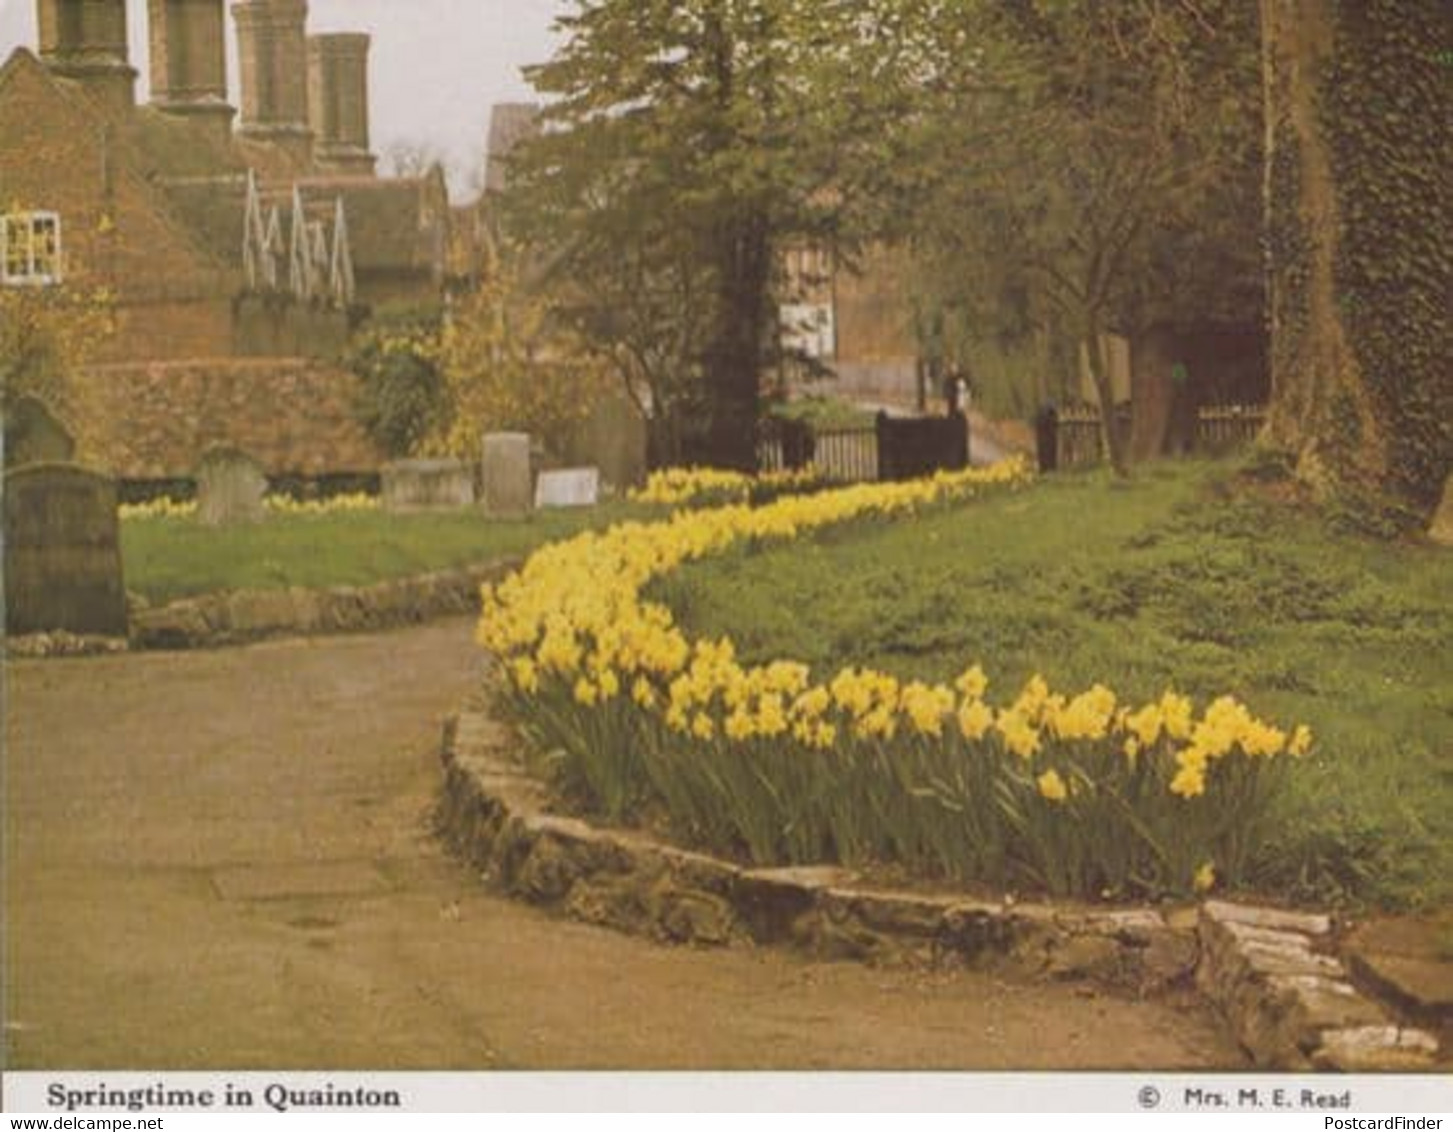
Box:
[485,103,541,194]
[307,33,375,176]
[148,0,234,147]
[232,0,312,165]
[36,0,137,113]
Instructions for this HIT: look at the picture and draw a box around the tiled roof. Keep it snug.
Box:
[123,106,248,179]
[297,172,447,274]
[158,178,249,269]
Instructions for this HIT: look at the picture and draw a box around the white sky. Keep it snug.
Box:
[0,0,567,200]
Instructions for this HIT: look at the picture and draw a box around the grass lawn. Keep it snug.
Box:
[769,394,877,429]
[123,501,643,605]
[656,460,1453,911]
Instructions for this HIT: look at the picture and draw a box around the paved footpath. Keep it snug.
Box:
[5,619,1244,1071]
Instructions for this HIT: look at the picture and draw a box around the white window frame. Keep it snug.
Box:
[780,301,836,361]
[2,211,63,286]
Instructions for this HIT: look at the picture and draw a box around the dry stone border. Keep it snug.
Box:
[126,560,519,650]
[438,707,1447,1073]
[437,712,1199,988]
[1197,901,1442,1071]
[5,631,130,659]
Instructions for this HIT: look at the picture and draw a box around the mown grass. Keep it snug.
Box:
[769,394,878,429]
[123,502,643,605]
[658,460,1453,911]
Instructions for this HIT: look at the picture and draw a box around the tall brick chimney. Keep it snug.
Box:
[148,0,234,147]
[36,0,138,113]
[232,0,312,165]
[307,33,375,176]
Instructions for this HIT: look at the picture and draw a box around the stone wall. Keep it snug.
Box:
[76,357,384,479]
[232,294,352,358]
[105,295,237,363]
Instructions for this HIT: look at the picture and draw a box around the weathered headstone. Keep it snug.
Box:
[535,467,600,509]
[381,458,475,511]
[196,446,267,526]
[480,432,534,516]
[3,463,128,637]
[3,396,76,467]
[1430,474,1453,547]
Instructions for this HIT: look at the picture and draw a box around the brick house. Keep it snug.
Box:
[0,0,453,484]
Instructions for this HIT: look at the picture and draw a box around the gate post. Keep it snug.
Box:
[1035,405,1060,473]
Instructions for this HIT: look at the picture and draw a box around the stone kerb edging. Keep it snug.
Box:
[438,709,1445,1073]
[124,561,520,650]
[5,560,514,655]
[7,562,521,656]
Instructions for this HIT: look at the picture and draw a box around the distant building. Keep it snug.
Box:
[0,0,450,366]
[0,0,464,484]
[484,102,541,197]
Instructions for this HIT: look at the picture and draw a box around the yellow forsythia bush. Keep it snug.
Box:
[120,493,381,521]
[479,457,1313,900]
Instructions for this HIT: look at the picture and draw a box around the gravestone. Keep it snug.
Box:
[1430,475,1453,547]
[196,446,267,526]
[535,467,600,509]
[3,463,128,637]
[381,458,475,510]
[480,432,534,516]
[3,396,76,467]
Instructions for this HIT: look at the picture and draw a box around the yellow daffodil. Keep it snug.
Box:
[1037,769,1069,802]
[1124,704,1164,747]
[510,658,539,694]
[954,664,989,701]
[997,709,1041,760]
[957,699,994,742]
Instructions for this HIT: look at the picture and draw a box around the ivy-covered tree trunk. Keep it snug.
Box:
[1260,0,1452,531]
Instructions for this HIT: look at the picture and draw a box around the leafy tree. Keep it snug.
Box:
[505,1,894,469]
[431,253,612,459]
[880,1,1263,474]
[547,236,717,468]
[344,305,448,459]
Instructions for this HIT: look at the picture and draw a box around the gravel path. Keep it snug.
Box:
[4,619,1244,1070]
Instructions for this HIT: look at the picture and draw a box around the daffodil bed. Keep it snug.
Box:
[480,459,1315,902]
